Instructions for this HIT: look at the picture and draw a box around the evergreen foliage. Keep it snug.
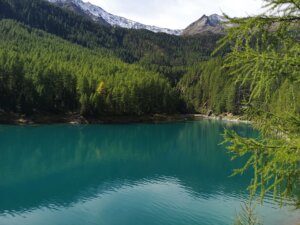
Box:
[0,20,178,115]
[177,58,245,114]
[0,0,222,83]
[234,202,263,225]
[218,0,300,206]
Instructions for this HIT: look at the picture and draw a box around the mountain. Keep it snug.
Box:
[47,0,227,36]
[0,0,245,118]
[182,14,227,36]
[0,0,222,65]
[0,19,180,115]
[48,0,109,26]
[47,0,182,35]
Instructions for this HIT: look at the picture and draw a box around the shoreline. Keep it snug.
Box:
[0,112,251,125]
[193,114,251,124]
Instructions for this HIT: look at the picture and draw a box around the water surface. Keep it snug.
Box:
[0,120,299,225]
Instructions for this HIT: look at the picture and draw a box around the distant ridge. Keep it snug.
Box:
[47,0,182,35]
[47,0,227,36]
[182,14,228,36]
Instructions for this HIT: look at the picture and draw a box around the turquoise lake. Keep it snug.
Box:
[0,120,299,225]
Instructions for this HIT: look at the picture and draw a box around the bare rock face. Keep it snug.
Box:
[182,14,228,36]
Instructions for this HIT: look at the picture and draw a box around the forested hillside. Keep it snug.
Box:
[0,20,178,115]
[0,0,222,83]
[0,0,298,118]
[0,0,224,116]
[177,57,300,116]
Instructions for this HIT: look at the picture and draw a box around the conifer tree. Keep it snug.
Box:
[217,0,300,206]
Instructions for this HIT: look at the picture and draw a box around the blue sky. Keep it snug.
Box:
[83,0,265,29]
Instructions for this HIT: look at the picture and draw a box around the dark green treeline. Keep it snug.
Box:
[0,20,178,115]
[0,0,298,116]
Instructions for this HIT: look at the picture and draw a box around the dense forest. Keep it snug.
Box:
[0,0,299,221]
[0,20,179,115]
[0,0,221,81]
[0,0,299,119]
[218,0,300,214]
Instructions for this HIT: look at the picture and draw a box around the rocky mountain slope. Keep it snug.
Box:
[182,14,227,35]
[47,0,226,36]
[47,0,182,35]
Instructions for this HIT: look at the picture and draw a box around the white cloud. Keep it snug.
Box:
[83,0,265,29]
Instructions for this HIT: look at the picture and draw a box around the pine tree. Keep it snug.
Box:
[217,0,300,206]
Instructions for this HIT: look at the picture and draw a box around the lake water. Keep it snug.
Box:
[0,120,299,225]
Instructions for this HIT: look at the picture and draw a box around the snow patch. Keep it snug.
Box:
[47,0,183,35]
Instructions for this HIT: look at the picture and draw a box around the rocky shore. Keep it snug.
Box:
[193,113,251,124]
[0,112,250,125]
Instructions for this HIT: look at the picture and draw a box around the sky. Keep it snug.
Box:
[83,0,265,29]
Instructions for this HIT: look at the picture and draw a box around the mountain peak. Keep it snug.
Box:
[47,1,226,36]
[47,0,182,35]
[182,14,227,36]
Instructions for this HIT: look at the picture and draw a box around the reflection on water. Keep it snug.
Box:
[0,120,298,225]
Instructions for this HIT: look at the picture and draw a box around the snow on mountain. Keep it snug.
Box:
[182,14,228,36]
[47,0,182,35]
[47,0,227,36]
[207,14,227,26]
